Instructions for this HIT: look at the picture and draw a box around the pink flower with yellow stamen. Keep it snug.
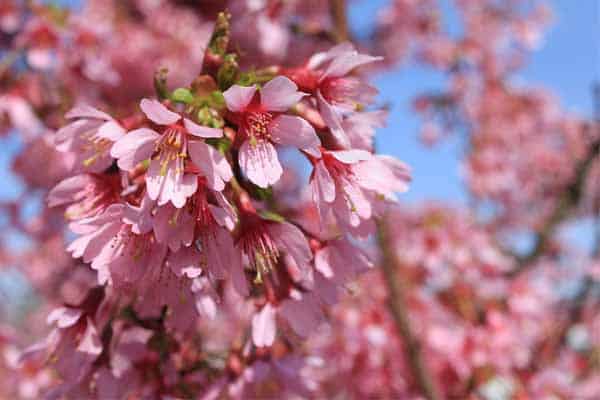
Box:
[224,76,321,188]
[111,99,231,208]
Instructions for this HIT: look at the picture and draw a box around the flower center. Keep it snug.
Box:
[239,224,279,283]
[322,152,353,179]
[155,125,187,176]
[245,111,273,144]
[81,129,113,167]
[111,227,153,263]
[322,153,361,212]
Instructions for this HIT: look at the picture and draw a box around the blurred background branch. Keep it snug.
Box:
[378,219,442,400]
[329,0,350,43]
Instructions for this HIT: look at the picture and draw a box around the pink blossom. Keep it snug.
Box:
[341,110,388,151]
[314,235,373,287]
[163,186,239,284]
[111,99,229,207]
[224,76,320,187]
[19,306,102,396]
[287,43,381,148]
[55,105,126,173]
[48,173,120,221]
[133,261,214,332]
[67,203,167,287]
[310,149,411,231]
[237,215,313,288]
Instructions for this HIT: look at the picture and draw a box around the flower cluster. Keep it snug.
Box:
[1,1,599,399]
[10,10,409,397]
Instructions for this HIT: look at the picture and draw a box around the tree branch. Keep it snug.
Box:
[377,219,442,400]
[506,84,600,276]
[510,133,600,276]
[329,0,350,43]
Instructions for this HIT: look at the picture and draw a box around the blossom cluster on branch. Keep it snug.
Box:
[0,0,599,399]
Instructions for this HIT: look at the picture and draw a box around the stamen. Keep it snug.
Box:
[246,111,273,143]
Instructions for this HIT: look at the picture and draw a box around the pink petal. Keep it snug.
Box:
[97,120,126,141]
[312,160,336,203]
[111,128,159,171]
[307,42,355,70]
[322,52,382,79]
[183,118,222,138]
[195,292,217,320]
[269,222,312,270]
[153,204,194,251]
[330,149,371,164]
[203,228,231,280]
[188,141,233,191]
[27,48,54,70]
[339,179,371,220]
[269,115,320,157]
[157,165,178,206]
[66,104,112,121]
[238,139,282,188]
[55,119,102,152]
[313,271,339,306]
[342,110,387,150]
[47,307,82,328]
[167,247,202,278]
[229,248,248,296]
[223,85,257,112]
[123,194,154,235]
[148,162,198,209]
[314,238,370,285]
[260,76,306,112]
[76,319,102,356]
[354,155,411,196]
[84,222,123,266]
[316,91,350,149]
[314,248,334,279]
[170,173,198,208]
[140,98,180,125]
[146,159,167,201]
[279,294,323,337]
[48,175,90,207]
[209,205,235,231]
[210,192,237,230]
[252,304,277,347]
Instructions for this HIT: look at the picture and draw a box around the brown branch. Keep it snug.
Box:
[507,84,600,276]
[329,0,350,43]
[377,219,442,400]
[510,132,600,276]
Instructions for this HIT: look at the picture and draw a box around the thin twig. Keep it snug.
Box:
[329,0,350,43]
[377,219,442,400]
